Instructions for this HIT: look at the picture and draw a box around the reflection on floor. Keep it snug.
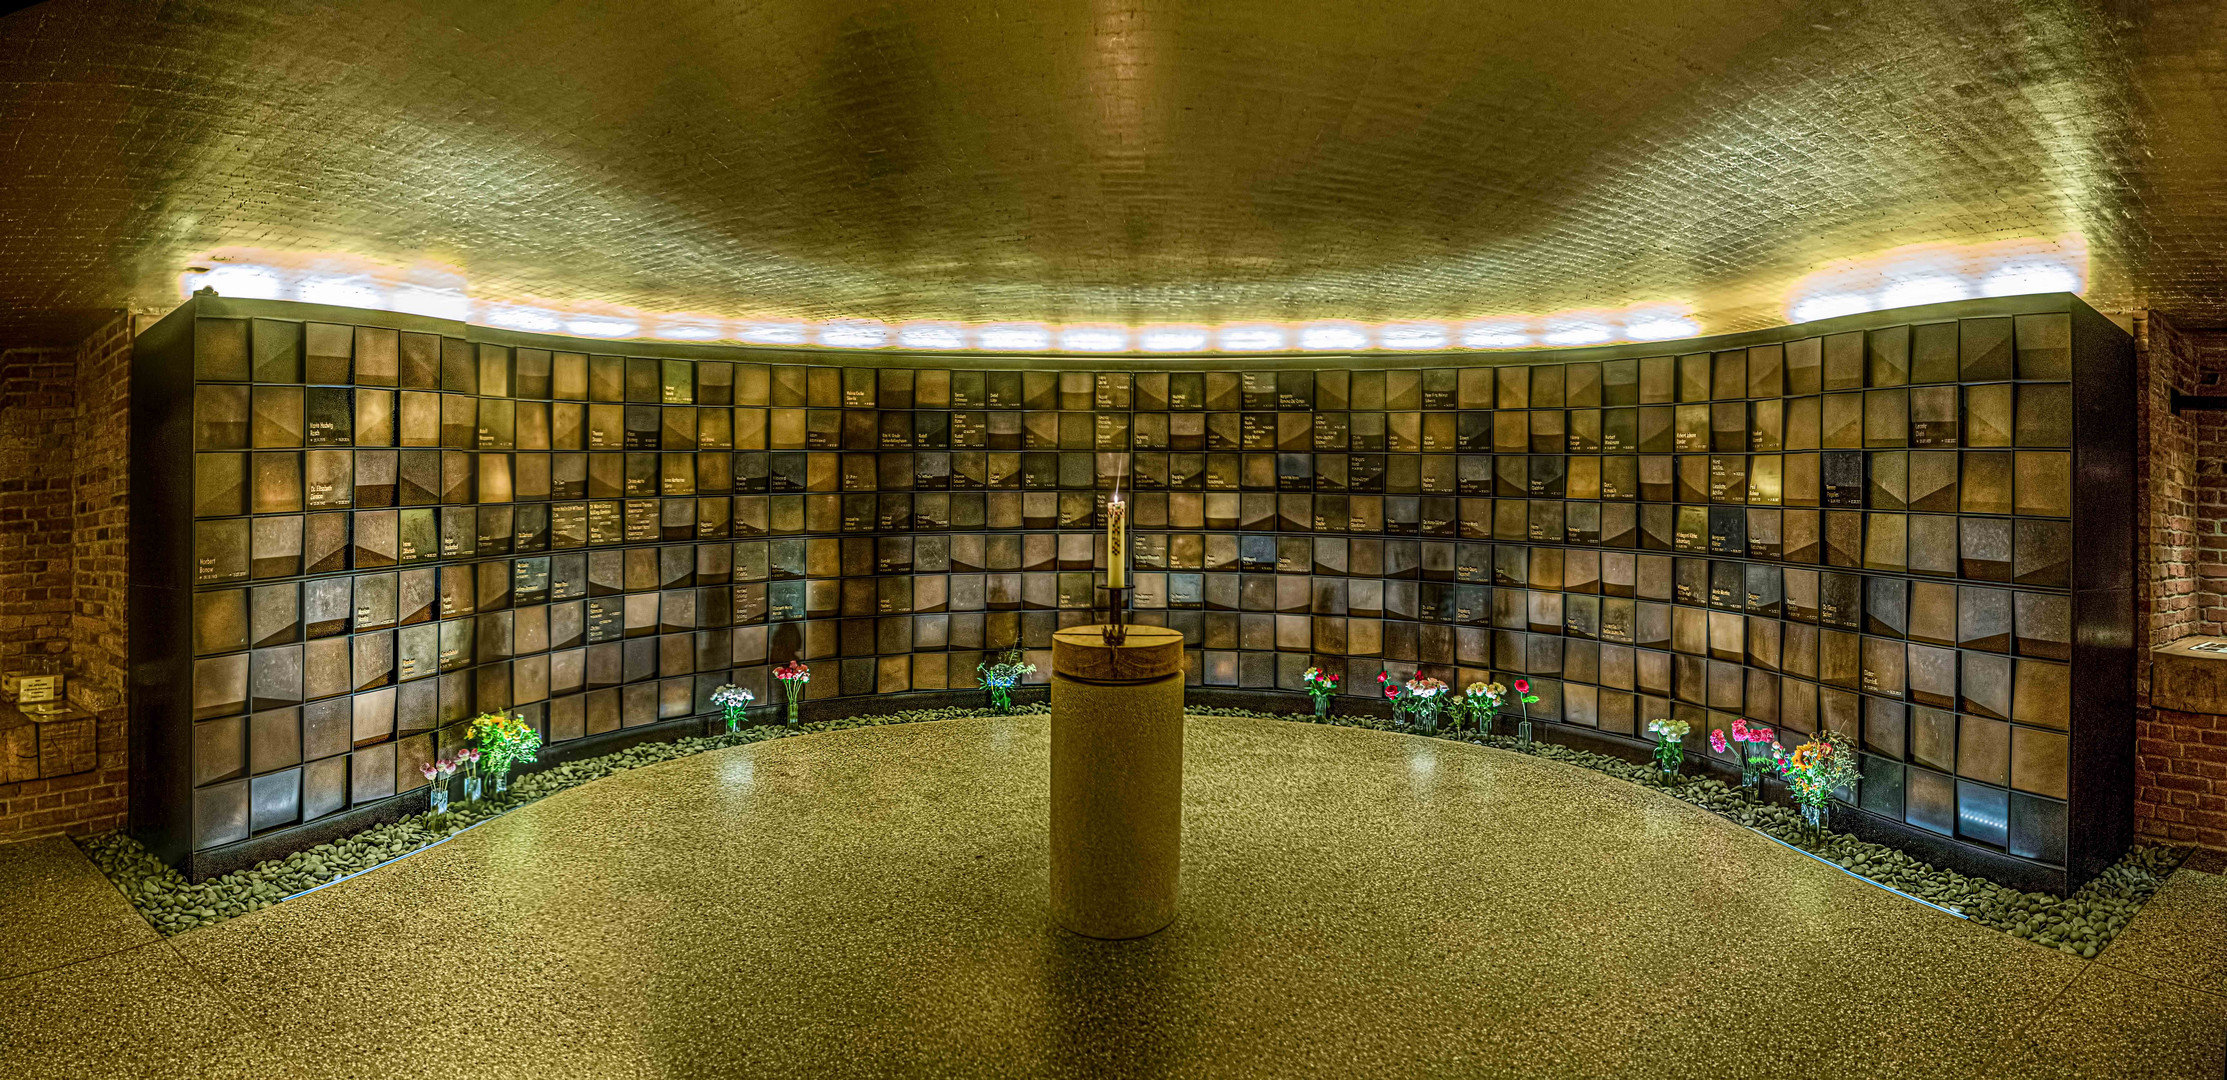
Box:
[2,716,2223,1079]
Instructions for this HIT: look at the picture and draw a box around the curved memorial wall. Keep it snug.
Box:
[128,293,2134,890]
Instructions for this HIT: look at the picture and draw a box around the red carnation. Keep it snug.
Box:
[1513,679,1529,693]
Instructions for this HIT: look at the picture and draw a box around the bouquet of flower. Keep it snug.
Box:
[420,757,459,813]
[469,712,542,795]
[1453,681,1505,736]
[1381,673,1450,735]
[1775,731,1862,837]
[1709,717,1777,797]
[1647,718,1690,780]
[455,747,484,801]
[711,683,756,733]
[773,660,811,724]
[1301,667,1341,718]
[977,647,1036,714]
[1509,678,1542,750]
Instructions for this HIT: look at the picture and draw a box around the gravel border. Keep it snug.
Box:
[79,704,2183,956]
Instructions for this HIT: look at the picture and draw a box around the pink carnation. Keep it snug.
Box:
[1748,725,1775,743]
[1730,717,1749,740]
[1709,730,1729,754]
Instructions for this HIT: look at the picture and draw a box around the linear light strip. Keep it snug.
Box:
[178,247,2087,354]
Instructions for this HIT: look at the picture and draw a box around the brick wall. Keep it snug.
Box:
[2134,311,2227,851]
[0,345,78,674]
[69,316,132,714]
[0,312,132,843]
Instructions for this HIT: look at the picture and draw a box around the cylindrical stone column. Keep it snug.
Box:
[1049,625,1186,939]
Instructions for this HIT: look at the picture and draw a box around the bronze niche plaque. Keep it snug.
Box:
[2013,519,2070,588]
[550,502,588,548]
[1960,518,2013,582]
[193,590,250,655]
[1745,564,1782,617]
[196,318,250,381]
[398,333,440,388]
[250,645,305,711]
[1822,511,1862,568]
[252,582,302,647]
[1782,568,1819,624]
[304,450,351,510]
[398,391,441,447]
[1960,318,2014,381]
[353,509,399,569]
[1964,384,2014,448]
[1958,586,2013,652]
[2014,592,2072,660]
[397,450,441,505]
[1820,452,1864,508]
[303,387,353,446]
[1707,507,1746,556]
[196,453,246,518]
[355,451,396,508]
[1961,651,2012,720]
[398,568,437,626]
[1817,572,1861,630]
[250,515,302,579]
[303,513,348,576]
[253,452,303,514]
[397,507,437,564]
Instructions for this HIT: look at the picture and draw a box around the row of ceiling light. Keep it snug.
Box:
[185,263,1702,352]
[180,239,2085,354]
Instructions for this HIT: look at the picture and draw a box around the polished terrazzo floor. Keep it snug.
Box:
[4,716,2224,1079]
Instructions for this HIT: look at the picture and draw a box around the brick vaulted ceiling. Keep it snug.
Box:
[1,0,2225,346]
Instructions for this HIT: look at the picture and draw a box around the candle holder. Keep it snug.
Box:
[1100,585,1131,647]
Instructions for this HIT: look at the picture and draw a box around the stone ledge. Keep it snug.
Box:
[0,700,98,783]
[2150,636,2227,714]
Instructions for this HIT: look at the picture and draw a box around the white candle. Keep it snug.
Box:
[1106,485,1128,589]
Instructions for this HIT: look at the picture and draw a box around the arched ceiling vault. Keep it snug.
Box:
[1,0,2222,346]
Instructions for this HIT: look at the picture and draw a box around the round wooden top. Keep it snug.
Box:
[1051,625,1185,683]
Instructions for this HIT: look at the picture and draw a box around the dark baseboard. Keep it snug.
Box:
[188,713,721,881]
[187,684,2071,894]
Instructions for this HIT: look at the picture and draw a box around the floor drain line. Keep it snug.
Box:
[1750,828,1968,920]
[281,815,497,904]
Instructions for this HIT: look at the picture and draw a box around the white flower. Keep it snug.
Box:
[1404,677,1448,699]
[711,684,755,707]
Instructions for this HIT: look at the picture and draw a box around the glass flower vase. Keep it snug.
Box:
[428,783,450,815]
[1415,706,1438,736]
[1516,719,1533,752]
[1655,742,1683,781]
[463,774,483,802]
[1313,695,1330,720]
[989,685,1013,714]
[785,696,801,726]
[493,771,508,796]
[1801,801,1827,841]
[723,706,743,734]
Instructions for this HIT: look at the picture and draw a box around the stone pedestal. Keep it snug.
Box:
[2151,637,2227,714]
[1049,625,1185,939]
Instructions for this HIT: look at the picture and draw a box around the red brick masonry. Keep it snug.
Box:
[2139,706,2227,850]
[2135,312,2227,852]
[0,313,131,844]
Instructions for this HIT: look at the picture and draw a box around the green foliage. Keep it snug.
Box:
[470,711,544,781]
